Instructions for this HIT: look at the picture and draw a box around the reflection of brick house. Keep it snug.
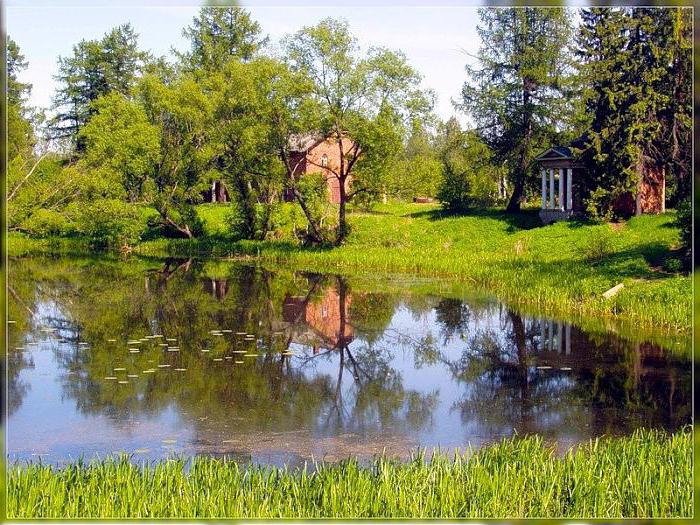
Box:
[285,133,356,204]
[283,286,353,352]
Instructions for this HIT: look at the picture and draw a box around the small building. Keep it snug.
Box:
[535,143,666,224]
[285,133,355,204]
[534,146,583,224]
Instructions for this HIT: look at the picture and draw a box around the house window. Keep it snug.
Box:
[320,154,328,167]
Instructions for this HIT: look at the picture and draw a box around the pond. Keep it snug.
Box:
[7,256,691,467]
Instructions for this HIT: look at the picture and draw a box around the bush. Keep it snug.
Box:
[584,231,614,263]
[20,209,67,237]
[584,187,615,223]
[65,199,144,248]
[675,199,691,269]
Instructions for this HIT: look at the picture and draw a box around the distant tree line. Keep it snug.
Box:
[6,6,692,257]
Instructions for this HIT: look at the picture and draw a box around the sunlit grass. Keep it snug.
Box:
[8,429,691,519]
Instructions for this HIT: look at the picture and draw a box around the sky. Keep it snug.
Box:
[6,0,493,123]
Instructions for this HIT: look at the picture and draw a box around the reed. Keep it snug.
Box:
[8,428,691,519]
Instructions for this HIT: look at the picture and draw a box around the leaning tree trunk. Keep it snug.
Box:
[336,176,349,245]
[506,174,525,212]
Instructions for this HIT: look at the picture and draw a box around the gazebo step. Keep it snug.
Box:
[539,209,575,224]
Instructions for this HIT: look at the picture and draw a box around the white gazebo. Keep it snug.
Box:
[534,147,582,224]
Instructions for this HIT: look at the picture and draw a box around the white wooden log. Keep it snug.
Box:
[602,283,624,299]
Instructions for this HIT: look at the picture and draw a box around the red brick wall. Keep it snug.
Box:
[304,137,355,204]
[613,165,665,216]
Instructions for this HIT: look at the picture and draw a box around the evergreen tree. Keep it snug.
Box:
[576,7,691,218]
[179,6,268,71]
[50,24,147,148]
[459,7,573,212]
[6,37,35,160]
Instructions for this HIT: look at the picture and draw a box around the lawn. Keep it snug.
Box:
[7,429,691,519]
[9,202,691,333]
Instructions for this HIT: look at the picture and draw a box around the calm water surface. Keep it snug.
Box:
[7,257,691,466]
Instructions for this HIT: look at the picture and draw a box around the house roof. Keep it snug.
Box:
[288,132,325,152]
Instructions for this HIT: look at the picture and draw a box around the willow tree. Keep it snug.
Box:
[460,8,573,212]
[284,18,431,244]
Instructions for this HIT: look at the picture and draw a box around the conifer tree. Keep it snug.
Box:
[576,7,691,217]
[51,24,147,148]
[179,6,268,71]
[460,7,573,212]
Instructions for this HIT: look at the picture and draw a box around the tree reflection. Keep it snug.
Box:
[438,306,691,438]
[7,256,690,459]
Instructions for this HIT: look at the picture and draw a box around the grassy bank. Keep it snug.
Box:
[9,203,691,332]
[8,429,691,519]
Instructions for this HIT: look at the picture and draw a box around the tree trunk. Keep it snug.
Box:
[336,176,348,245]
[164,216,193,239]
[506,174,525,212]
[507,77,533,213]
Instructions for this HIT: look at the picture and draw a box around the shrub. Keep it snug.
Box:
[584,187,615,223]
[584,232,613,263]
[65,199,144,248]
[662,257,682,273]
[674,199,691,269]
[20,209,67,237]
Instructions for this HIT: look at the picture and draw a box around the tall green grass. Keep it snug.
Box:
[8,429,691,519]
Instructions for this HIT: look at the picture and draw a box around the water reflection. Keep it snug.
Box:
[6,256,690,465]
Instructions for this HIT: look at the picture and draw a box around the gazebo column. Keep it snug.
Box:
[539,319,545,351]
[566,168,573,210]
[558,169,564,211]
[541,169,547,208]
[557,322,563,352]
[549,168,555,209]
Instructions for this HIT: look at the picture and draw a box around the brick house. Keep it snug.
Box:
[285,133,356,204]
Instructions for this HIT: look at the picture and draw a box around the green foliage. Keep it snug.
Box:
[19,209,67,238]
[51,24,148,146]
[437,120,500,212]
[8,156,84,230]
[583,231,614,263]
[65,199,144,248]
[576,8,692,217]
[224,202,310,242]
[460,8,573,211]
[78,93,161,202]
[674,199,691,269]
[179,6,268,70]
[6,37,36,164]
[584,187,615,223]
[136,73,215,237]
[284,17,432,243]
[8,429,692,518]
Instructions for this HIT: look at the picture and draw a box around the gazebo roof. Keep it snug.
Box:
[534,146,574,161]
